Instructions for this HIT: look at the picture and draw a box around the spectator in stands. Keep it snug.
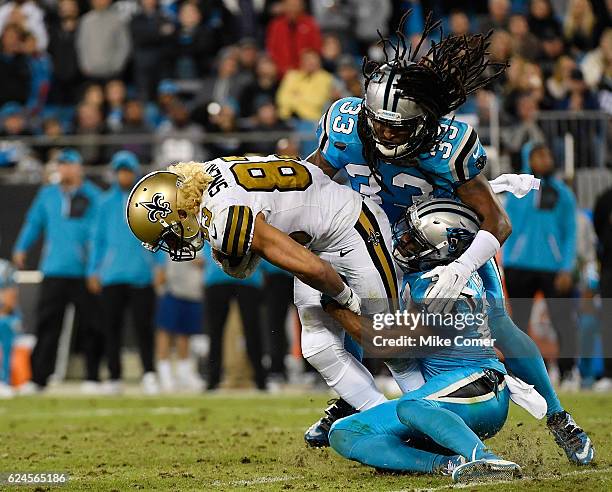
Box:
[479,0,511,33]
[238,55,279,118]
[276,49,332,122]
[205,104,244,158]
[503,93,546,162]
[544,55,577,108]
[81,82,105,108]
[0,103,33,169]
[76,0,131,82]
[112,98,152,164]
[503,142,578,388]
[266,0,322,77]
[311,0,352,44]
[538,28,567,77]
[0,259,20,398]
[352,0,392,56]
[155,100,207,166]
[0,23,31,107]
[508,13,541,61]
[87,151,164,394]
[332,55,363,99]
[320,33,343,74]
[245,100,290,156]
[581,28,612,90]
[449,9,471,36]
[130,0,175,101]
[156,256,204,393]
[12,149,102,393]
[0,0,47,51]
[237,37,259,77]
[202,243,267,391]
[563,0,598,54]
[104,79,126,132]
[74,102,106,165]
[196,48,250,111]
[592,182,612,391]
[146,79,178,128]
[222,0,266,42]
[554,67,599,110]
[172,1,218,79]
[22,30,49,114]
[528,0,562,41]
[47,0,81,105]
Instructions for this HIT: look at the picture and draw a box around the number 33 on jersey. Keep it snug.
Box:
[316,96,487,223]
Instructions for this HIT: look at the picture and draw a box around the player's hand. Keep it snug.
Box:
[12,251,26,269]
[333,284,362,315]
[421,261,471,314]
[554,271,573,294]
[86,276,102,295]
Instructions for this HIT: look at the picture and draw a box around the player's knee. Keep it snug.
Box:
[396,398,434,426]
[329,420,368,459]
[304,345,350,385]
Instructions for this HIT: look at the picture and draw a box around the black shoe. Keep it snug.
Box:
[547,411,594,465]
[304,398,357,448]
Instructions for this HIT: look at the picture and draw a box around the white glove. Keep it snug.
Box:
[421,260,472,314]
[489,173,540,198]
[333,284,362,315]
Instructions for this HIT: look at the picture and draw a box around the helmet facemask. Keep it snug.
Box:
[127,170,204,262]
[144,214,203,262]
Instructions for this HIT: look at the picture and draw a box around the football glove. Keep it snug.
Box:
[421,260,472,314]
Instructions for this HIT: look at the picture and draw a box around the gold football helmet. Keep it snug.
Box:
[126,171,203,261]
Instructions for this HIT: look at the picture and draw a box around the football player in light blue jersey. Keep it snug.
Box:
[324,199,521,483]
[305,14,593,465]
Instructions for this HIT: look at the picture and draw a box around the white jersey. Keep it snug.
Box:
[199,155,362,257]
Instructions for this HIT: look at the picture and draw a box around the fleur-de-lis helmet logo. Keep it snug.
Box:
[139,193,172,222]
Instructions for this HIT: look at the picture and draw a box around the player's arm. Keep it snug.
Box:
[322,301,435,358]
[250,214,353,302]
[424,175,510,312]
[306,149,338,178]
[456,174,512,244]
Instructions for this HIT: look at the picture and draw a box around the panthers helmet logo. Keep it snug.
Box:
[139,193,172,222]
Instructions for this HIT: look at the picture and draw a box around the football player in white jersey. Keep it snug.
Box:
[126,155,401,411]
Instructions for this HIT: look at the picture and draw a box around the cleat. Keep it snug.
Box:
[304,398,356,448]
[439,455,466,476]
[452,458,522,483]
[547,411,595,465]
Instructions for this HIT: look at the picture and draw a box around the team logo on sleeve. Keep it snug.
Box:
[139,193,172,222]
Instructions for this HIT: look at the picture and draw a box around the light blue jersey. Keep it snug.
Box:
[316,97,487,223]
[402,270,506,379]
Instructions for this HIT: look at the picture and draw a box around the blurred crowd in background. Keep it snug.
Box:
[0,0,611,397]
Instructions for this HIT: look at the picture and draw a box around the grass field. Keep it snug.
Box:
[0,391,610,491]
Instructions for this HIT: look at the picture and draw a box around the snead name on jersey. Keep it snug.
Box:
[197,155,363,259]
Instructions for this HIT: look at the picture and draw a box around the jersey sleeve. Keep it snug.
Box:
[422,120,487,191]
[209,204,255,257]
[316,97,363,170]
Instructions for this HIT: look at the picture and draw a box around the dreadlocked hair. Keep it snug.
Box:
[359,10,507,179]
[168,161,213,217]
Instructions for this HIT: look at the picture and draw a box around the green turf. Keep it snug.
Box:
[0,392,610,491]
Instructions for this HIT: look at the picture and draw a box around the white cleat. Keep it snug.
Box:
[101,380,123,395]
[0,382,15,399]
[593,377,612,393]
[142,372,160,395]
[16,381,43,396]
[452,458,522,483]
[80,380,102,395]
